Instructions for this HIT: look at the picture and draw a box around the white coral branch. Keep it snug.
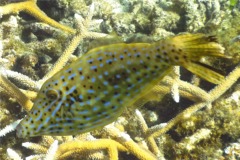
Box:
[7,148,23,160]
[45,140,58,160]
[0,119,21,137]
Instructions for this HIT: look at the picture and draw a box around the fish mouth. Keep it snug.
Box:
[16,124,23,138]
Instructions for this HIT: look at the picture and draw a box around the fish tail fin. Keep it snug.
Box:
[168,34,228,84]
[183,62,225,84]
[171,33,226,61]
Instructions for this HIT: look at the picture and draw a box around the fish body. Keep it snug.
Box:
[16,34,225,137]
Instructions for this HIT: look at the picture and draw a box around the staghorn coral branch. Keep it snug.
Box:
[38,31,82,84]
[45,140,58,160]
[0,119,22,137]
[0,3,107,112]
[20,90,37,100]
[135,109,164,159]
[133,74,210,109]
[103,125,157,160]
[0,0,75,34]
[120,132,157,160]
[5,69,40,91]
[22,142,48,154]
[176,128,212,151]
[26,154,45,160]
[42,136,55,147]
[160,75,210,101]
[171,66,180,102]
[7,148,23,160]
[19,135,106,159]
[146,65,240,138]
[57,145,106,160]
[38,5,108,85]
[208,66,240,101]
[0,73,33,111]
[55,139,127,160]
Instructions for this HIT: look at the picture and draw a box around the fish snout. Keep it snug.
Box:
[16,124,24,138]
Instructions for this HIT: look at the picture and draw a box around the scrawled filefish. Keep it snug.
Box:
[16,34,225,137]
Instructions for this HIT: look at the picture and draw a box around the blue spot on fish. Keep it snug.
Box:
[63,82,67,86]
[119,55,124,59]
[134,52,140,57]
[114,85,119,89]
[68,73,76,80]
[36,124,43,132]
[88,59,94,63]
[85,117,91,121]
[103,90,108,95]
[79,95,83,99]
[91,77,96,83]
[104,101,111,107]
[115,74,121,79]
[79,110,89,115]
[70,97,76,102]
[106,59,112,64]
[90,66,98,70]
[79,102,85,106]
[87,89,95,94]
[66,86,77,95]
[103,81,108,86]
[95,97,100,101]
[92,106,98,111]
[104,71,109,76]
[45,117,50,123]
[65,68,72,73]
[98,75,103,79]
[86,100,91,105]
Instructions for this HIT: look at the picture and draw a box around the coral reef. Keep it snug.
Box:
[0,0,239,159]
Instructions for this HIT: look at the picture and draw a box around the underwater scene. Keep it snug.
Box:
[0,0,240,159]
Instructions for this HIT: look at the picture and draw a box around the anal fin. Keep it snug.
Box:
[183,62,225,84]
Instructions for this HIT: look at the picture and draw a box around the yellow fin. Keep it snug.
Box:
[168,33,227,84]
[171,34,226,61]
[183,62,225,84]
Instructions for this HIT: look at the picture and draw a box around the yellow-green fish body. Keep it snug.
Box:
[16,34,225,137]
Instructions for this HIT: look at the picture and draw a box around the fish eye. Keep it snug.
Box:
[45,89,59,100]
